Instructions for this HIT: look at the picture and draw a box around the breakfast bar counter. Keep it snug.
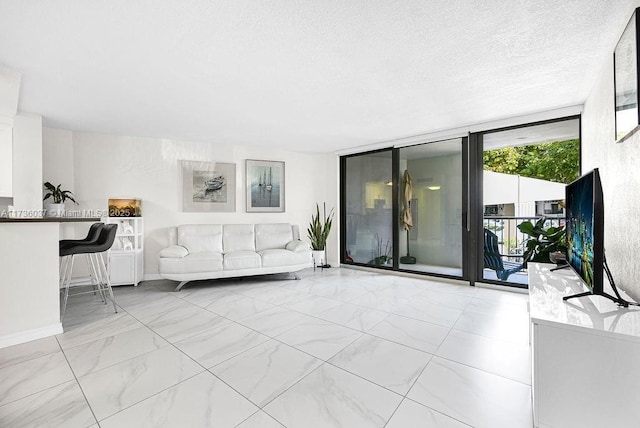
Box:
[0,217,100,223]
[0,217,100,348]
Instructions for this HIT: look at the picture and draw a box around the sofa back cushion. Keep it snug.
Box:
[223,224,256,253]
[178,224,223,253]
[255,223,293,251]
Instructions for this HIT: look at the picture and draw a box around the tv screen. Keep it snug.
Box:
[565,169,604,294]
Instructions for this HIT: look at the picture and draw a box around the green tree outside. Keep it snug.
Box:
[483,139,580,184]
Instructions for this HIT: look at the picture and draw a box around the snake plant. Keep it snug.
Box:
[307,203,334,251]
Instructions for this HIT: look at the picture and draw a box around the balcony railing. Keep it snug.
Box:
[483,216,564,264]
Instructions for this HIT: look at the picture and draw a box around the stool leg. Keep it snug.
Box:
[59,256,66,295]
[85,254,104,301]
[85,254,103,302]
[88,253,107,304]
[96,253,109,304]
[97,252,117,314]
[59,256,69,289]
[61,255,75,320]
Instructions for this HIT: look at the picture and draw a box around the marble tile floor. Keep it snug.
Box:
[0,268,533,427]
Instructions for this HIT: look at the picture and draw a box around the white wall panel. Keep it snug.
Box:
[43,129,339,276]
[582,52,640,302]
[12,113,42,211]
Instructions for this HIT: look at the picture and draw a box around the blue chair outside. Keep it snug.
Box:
[483,228,524,281]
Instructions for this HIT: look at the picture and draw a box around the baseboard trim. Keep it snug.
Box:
[340,264,470,287]
[475,282,529,294]
[143,273,162,281]
[0,323,63,349]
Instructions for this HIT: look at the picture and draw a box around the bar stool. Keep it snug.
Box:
[60,223,118,319]
[59,222,104,292]
[60,222,104,250]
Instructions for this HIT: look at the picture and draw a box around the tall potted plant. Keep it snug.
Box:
[43,182,77,217]
[307,202,334,267]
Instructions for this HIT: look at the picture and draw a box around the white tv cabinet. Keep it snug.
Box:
[104,217,143,286]
[528,263,640,428]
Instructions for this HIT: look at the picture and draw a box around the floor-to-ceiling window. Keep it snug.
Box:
[340,116,580,289]
[398,138,464,277]
[478,117,580,287]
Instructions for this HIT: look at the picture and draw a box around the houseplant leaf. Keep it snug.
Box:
[518,217,567,265]
[307,203,334,251]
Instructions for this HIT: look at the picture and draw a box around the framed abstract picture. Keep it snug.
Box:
[614,8,640,141]
[246,159,285,212]
[182,160,236,212]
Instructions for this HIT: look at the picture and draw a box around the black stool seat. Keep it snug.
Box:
[59,222,104,253]
[60,224,117,257]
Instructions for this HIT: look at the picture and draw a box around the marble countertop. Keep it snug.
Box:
[528,263,640,341]
[0,217,100,223]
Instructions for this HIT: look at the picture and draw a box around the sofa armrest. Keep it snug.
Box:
[159,245,189,258]
[285,240,311,252]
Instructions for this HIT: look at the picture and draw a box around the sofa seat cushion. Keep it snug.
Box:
[223,251,261,270]
[159,252,223,275]
[259,249,310,267]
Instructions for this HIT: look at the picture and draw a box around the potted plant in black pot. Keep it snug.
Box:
[307,202,334,268]
[370,233,392,266]
[517,217,567,265]
[43,182,77,217]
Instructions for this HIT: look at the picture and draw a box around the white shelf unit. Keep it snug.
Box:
[105,217,144,286]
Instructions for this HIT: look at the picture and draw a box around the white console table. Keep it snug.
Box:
[528,263,640,428]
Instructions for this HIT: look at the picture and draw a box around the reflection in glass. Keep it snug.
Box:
[344,151,393,266]
[398,139,463,276]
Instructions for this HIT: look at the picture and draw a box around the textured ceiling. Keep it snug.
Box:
[0,1,637,153]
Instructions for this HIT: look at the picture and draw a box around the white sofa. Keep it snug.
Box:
[159,223,312,291]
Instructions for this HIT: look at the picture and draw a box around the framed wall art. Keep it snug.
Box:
[246,159,285,212]
[614,8,640,141]
[182,160,236,212]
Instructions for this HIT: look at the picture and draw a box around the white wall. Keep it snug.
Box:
[0,122,11,198]
[12,113,42,211]
[0,66,20,117]
[518,175,565,206]
[42,127,75,238]
[42,129,339,278]
[484,171,519,206]
[42,127,74,193]
[0,66,20,200]
[582,51,640,301]
[483,171,565,209]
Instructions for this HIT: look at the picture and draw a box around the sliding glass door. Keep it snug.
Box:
[341,140,466,280]
[398,139,464,277]
[342,149,395,267]
[339,116,581,289]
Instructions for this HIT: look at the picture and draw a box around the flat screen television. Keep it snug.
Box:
[565,168,604,294]
[563,168,629,306]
